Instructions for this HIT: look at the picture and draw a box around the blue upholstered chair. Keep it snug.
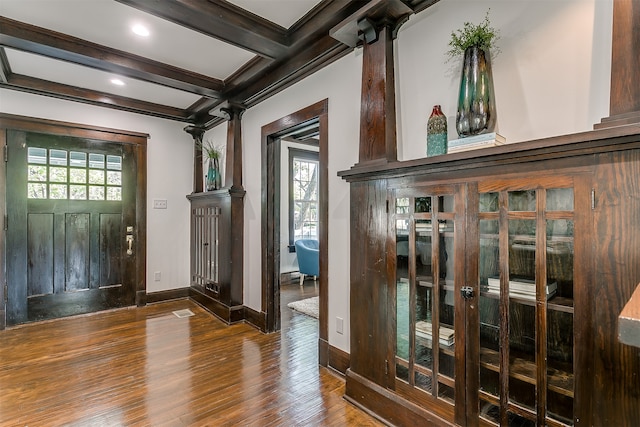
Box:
[295,239,319,286]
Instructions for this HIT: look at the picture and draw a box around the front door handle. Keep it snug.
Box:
[126,235,134,255]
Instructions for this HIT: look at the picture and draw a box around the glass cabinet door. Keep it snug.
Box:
[477,181,576,426]
[393,187,460,412]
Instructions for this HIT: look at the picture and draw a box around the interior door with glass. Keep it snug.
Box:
[475,176,587,426]
[6,130,137,325]
[392,184,466,423]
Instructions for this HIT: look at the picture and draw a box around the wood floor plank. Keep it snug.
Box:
[0,292,385,426]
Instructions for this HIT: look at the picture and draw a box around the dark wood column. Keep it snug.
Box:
[358,21,398,165]
[184,125,205,193]
[596,0,640,129]
[330,0,412,167]
[220,105,245,190]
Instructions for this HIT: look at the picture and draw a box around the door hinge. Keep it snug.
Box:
[385,359,389,375]
[591,189,595,210]
[4,283,7,303]
[3,214,7,231]
[3,145,7,162]
[386,200,389,213]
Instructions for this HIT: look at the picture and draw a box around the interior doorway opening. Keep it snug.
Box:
[261,99,328,364]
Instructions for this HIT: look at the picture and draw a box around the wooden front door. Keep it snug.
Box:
[6,130,138,325]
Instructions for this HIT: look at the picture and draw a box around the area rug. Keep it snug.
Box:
[287,296,319,319]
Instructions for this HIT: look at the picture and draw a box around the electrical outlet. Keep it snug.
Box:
[153,199,167,209]
[154,271,161,281]
[336,317,344,334]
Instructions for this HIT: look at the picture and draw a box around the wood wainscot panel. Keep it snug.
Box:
[592,148,640,426]
[348,179,390,386]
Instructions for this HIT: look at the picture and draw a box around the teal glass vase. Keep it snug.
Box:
[206,158,221,191]
[427,104,448,156]
[456,46,497,137]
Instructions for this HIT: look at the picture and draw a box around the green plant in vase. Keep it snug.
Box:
[447,11,500,137]
[197,139,223,191]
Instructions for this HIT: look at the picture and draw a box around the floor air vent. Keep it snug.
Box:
[172,309,195,318]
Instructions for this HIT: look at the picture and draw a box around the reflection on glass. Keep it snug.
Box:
[508,218,536,411]
[415,219,433,377]
[49,184,67,199]
[28,147,47,164]
[70,168,87,184]
[415,197,431,213]
[479,192,499,212]
[508,412,536,427]
[49,149,67,166]
[479,219,500,417]
[89,186,105,200]
[509,190,536,211]
[439,195,454,212]
[396,216,410,373]
[547,188,574,211]
[28,165,47,182]
[89,170,105,185]
[547,219,575,424]
[70,151,87,167]
[89,153,105,169]
[397,197,410,214]
[107,155,122,170]
[28,183,46,199]
[49,167,67,183]
[439,220,455,379]
[107,171,122,186]
[107,187,122,201]
[70,185,87,200]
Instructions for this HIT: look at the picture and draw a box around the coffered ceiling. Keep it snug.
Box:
[0,0,435,128]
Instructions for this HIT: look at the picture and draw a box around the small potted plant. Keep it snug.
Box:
[446,11,499,137]
[197,139,223,191]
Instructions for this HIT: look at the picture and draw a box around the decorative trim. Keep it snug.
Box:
[329,344,350,376]
[146,288,190,304]
[345,369,453,427]
[189,286,244,324]
[243,305,267,332]
[319,339,351,376]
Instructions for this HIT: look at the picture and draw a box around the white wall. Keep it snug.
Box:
[0,89,193,293]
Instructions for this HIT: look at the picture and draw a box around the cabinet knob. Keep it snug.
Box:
[461,286,474,300]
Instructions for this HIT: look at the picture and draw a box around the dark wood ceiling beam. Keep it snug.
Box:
[116,0,289,59]
[225,35,351,109]
[288,0,373,46]
[0,47,10,83]
[0,16,224,98]
[4,74,190,122]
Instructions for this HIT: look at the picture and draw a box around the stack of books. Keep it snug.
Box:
[448,132,506,154]
[415,222,446,234]
[415,321,455,346]
[486,277,557,301]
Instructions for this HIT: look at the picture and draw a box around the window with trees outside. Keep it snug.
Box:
[289,148,319,250]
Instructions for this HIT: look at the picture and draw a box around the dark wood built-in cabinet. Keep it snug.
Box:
[187,189,245,323]
[340,125,640,426]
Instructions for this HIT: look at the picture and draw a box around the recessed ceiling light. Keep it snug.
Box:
[132,24,150,37]
[110,78,125,86]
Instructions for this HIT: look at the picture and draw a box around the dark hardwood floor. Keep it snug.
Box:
[0,281,383,426]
